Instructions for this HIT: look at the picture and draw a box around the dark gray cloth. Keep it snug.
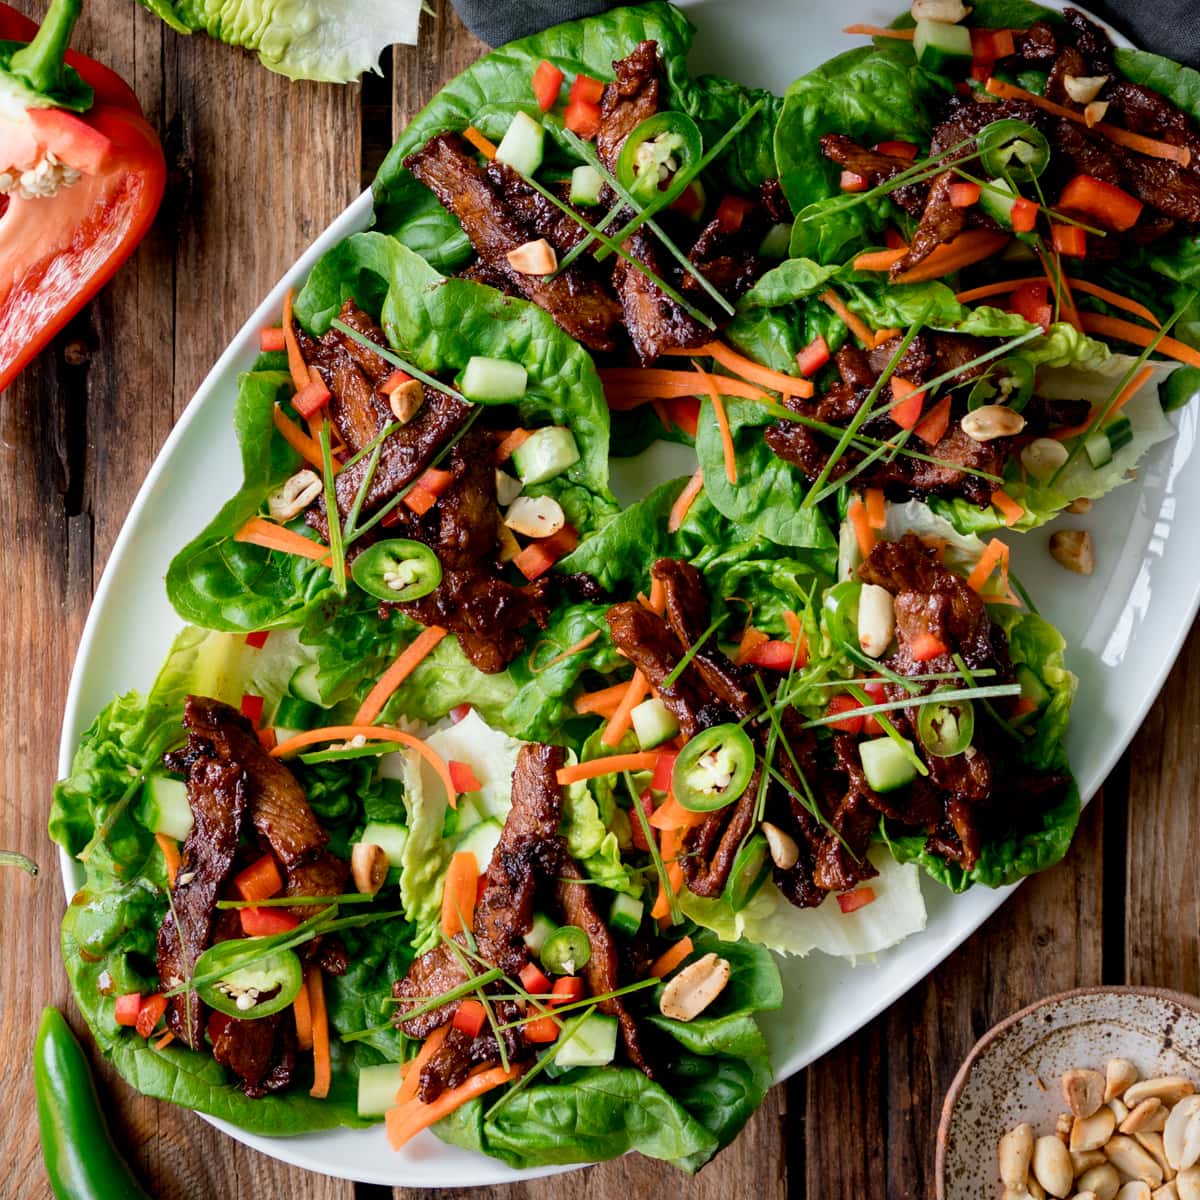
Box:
[451,0,1198,67]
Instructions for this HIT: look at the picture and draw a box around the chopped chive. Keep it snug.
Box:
[318,420,347,595]
[801,683,1020,729]
[341,419,401,473]
[492,979,659,1032]
[485,1004,598,1118]
[342,437,385,543]
[216,893,376,909]
[353,965,504,1036]
[953,654,1025,742]
[661,613,729,688]
[625,771,683,926]
[331,318,469,405]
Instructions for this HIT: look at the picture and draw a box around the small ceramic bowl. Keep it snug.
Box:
[936,986,1200,1200]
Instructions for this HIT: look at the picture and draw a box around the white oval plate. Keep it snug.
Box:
[57,0,1199,1187]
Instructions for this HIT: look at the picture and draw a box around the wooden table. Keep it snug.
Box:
[5,3,1198,1196]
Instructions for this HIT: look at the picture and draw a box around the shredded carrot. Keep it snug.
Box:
[892,232,1010,284]
[864,487,887,530]
[966,538,1010,593]
[733,626,769,666]
[847,498,875,559]
[648,935,695,978]
[819,290,877,349]
[395,1026,450,1107]
[155,833,181,886]
[235,516,331,563]
[693,364,738,485]
[307,966,331,1099]
[536,630,602,673]
[573,682,631,717]
[663,342,816,399]
[282,288,310,393]
[272,403,334,474]
[956,275,1160,328]
[386,1064,521,1150]
[1077,314,1200,369]
[842,23,914,38]
[600,367,774,405]
[355,626,449,725]
[1052,364,1154,440]
[991,490,1025,527]
[153,1030,175,1051]
[441,850,479,938]
[293,978,314,1051]
[649,795,708,832]
[853,247,908,273]
[651,828,684,921]
[556,751,661,786]
[494,428,531,462]
[668,467,705,534]
[984,77,1192,166]
[782,609,805,647]
[602,669,650,748]
[1034,245,1082,330]
[873,327,900,347]
[273,725,458,808]
[462,125,498,160]
[648,575,666,615]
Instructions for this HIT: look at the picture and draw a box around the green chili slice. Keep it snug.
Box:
[977,119,1051,182]
[822,580,862,647]
[967,355,1034,413]
[193,939,305,1019]
[350,538,442,602]
[615,112,703,207]
[539,925,592,975]
[673,723,756,812]
[916,688,976,758]
[722,833,771,912]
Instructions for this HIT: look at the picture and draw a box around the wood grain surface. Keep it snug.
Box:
[2,3,1196,1198]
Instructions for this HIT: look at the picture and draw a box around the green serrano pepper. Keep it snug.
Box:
[34,1007,150,1200]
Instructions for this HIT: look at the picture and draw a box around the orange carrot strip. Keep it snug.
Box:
[864,487,887,530]
[395,1026,450,1106]
[1051,365,1154,440]
[599,368,782,403]
[956,275,1160,328]
[441,850,479,939]
[308,965,331,1099]
[293,978,314,1052]
[282,288,310,393]
[984,77,1191,166]
[386,1064,521,1151]
[966,539,1009,593]
[782,609,805,647]
[355,626,449,725]
[991,490,1025,527]
[694,364,738,484]
[494,428,531,462]
[842,23,914,38]
[648,575,666,615]
[733,626,769,666]
[573,682,631,717]
[663,343,815,398]
[538,630,602,672]
[273,725,458,808]
[235,516,331,563]
[1077,314,1200,369]
[155,833,181,887]
[649,795,708,832]
[1033,245,1082,330]
[668,467,705,534]
[873,327,901,347]
[602,669,649,748]
[153,1031,175,1050]
[853,247,908,272]
[648,935,694,978]
[462,125,498,160]
[847,498,875,558]
[556,751,661,786]
[891,231,1010,284]
[272,403,334,474]
[819,290,877,349]
[651,829,684,921]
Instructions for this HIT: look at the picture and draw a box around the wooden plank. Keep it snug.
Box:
[392,0,486,137]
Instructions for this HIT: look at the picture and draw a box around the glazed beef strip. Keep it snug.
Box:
[210,1011,298,1099]
[405,131,623,353]
[596,39,661,174]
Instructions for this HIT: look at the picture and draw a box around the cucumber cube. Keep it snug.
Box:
[359,822,409,869]
[554,1013,618,1068]
[357,1062,405,1116]
[631,697,680,750]
[510,426,580,485]
[460,356,528,403]
[608,892,644,937]
[570,164,603,207]
[523,912,557,956]
[858,736,918,793]
[140,776,193,841]
[454,818,503,872]
[758,222,793,259]
[495,111,545,178]
[913,18,974,76]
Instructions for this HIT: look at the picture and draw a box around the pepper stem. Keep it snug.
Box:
[9,0,83,97]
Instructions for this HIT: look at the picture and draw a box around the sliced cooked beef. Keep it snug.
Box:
[210,1011,297,1098]
[819,134,920,198]
[812,789,880,893]
[597,40,661,174]
[681,788,760,898]
[683,180,789,302]
[155,755,247,1048]
[393,942,468,1040]
[1012,18,1059,65]
[557,859,655,1077]
[1044,45,1089,106]
[406,132,623,353]
[1105,81,1200,156]
[930,332,992,382]
[1050,118,1124,188]
[867,335,934,385]
[486,160,590,254]
[615,226,710,364]
[890,170,965,279]
[1062,7,1115,75]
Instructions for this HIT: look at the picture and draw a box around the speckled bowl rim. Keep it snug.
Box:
[935,985,1200,1199]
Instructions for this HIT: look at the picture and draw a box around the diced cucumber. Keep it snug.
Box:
[359,822,409,869]
[859,737,918,793]
[495,111,545,178]
[510,426,580,485]
[454,817,503,872]
[1014,665,1050,722]
[523,912,557,956]
[554,1013,618,1069]
[461,356,528,403]
[913,17,974,76]
[139,775,193,841]
[608,892,644,937]
[758,222,793,259]
[274,694,320,730]
[569,164,603,207]
[357,1062,405,1116]
[630,697,679,750]
[288,662,325,707]
[1084,414,1133,468]
[978,176,1018,229]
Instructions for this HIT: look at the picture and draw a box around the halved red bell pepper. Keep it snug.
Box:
[0,0,165,392]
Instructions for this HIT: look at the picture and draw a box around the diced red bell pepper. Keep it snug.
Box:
[450,703,473,725]
[293,375,332,419]
[259,327,286,353]
[907,631,949,662]
[669,180,705,221]
[630,789,657,853]
[114,992,142,1027]
[873,140,918,161]
[1009,281,1052,332]
[244,630,270,649]
[239,906,299,937]
[714,194,755,233]
[519,962,552,996]
[839,170,868,193]
[651,752,677,794]
[234,853,283,903]
[889,377,925,430]
[664,396,701,438]
[825,694,865,735]
[836,887,877,915]
[913,394,953,447]
[743,639,806,670]
[1010,196,1039,233]
[1051,223,1087,258]
[884,227,908,250]
[796,334,831,377]
[1058,173,1143,232]
[564,99,601,138]
[402,484,438,517]
[949,182,981,208]
[403,465,455,516]
[134,993,168,1038]
[256,727,277,752]
[512,524,579,581]
[549,976,585,1006]
[523,1015,560,1043]
[239,693,264,725]
[970,28,1015,62]
[207,1011,233,1045]
[449,760,483,793]
[532,60,565,111]
[379,368,413,395]
[569,74,605,106]
[452,998,488,1038]
[861,681,886,737]
[970,61,993,83]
